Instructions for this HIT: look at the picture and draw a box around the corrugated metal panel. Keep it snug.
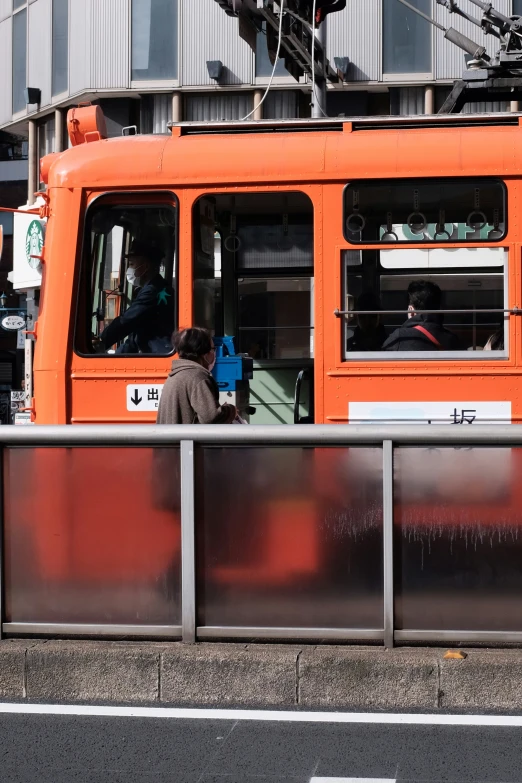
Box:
[184,92,253,121]
[0,0,11,23]
[467,100,510,113]
[327,0,381,82]
[69,0,92,95]
[182,0,252,86]
[28,0,52,108]
[399,86,425,115]
[435,0,511,80]
[264,90,299,119]
[0,17,12,124]
[153,94,172,133]
[91,0,130,89]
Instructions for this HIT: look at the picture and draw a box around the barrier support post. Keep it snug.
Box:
[181,441,196,643]
[383,439,394,649]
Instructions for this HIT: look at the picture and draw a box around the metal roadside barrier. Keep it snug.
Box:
[1,423,522,647]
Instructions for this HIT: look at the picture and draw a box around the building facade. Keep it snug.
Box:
[0,0,521,200]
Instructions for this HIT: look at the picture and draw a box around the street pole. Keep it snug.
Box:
[312,18,327,118]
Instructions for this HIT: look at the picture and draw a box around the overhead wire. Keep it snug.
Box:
[242,0,286,121]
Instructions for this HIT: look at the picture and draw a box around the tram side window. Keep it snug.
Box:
[343,246,507,359]
[193,192,314,359]
[344,178,506,245]
[76,200,177,356]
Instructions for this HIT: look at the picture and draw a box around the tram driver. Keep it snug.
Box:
[382,280,460,352]
[99,239,174,354]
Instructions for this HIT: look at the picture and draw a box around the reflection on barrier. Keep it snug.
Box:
[2,425,522,645]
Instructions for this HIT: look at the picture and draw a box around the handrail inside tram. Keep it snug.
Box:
[334,307,522,317]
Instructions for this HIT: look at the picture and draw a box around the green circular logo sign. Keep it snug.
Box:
[25,220,44,269]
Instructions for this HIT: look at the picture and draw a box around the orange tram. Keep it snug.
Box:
[27,106,522,427]
[6,106,522,630]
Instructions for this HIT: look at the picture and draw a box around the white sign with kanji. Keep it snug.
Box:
[126,384,164,412]
[349,401,511,425]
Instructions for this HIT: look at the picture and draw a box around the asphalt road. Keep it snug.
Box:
[1,707,522,782]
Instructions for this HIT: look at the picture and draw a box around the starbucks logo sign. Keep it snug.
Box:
[25,220,44,269]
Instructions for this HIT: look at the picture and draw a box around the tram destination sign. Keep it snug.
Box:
[349,401,512,425]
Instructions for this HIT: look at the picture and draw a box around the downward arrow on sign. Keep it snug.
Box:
[130,389,142,406]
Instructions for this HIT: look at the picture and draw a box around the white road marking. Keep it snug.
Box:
[0,704,520,725]
[311,779,395,783]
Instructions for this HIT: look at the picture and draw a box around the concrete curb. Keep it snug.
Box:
[0,640,520,710]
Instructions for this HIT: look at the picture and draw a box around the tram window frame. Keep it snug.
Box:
[192,191,314,360]
[341,245,509,362]
[343,178,507,245]
[74,191,179,358]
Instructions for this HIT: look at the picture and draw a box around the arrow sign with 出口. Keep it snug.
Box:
[126,383,163,412]
[131,389,142,406]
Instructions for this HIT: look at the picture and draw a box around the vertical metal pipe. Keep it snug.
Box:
[383,439,394,649]
[172,91,182,124]
[253,89,264,121]
[425,85,435,115]
[312,19,327,118]
[181,440,196,643]
[27,120,37,205]
[54,108,64,152]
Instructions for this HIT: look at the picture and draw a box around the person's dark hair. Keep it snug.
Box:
[407,280,442,312]
[173,327,212,360]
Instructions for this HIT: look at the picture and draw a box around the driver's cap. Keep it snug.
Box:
[125,239,164,265]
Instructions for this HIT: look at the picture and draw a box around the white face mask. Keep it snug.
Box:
[126,262,146,288]
[126,268,139,287]
[206,355,216,373]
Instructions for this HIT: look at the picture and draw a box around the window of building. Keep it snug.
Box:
[344,179,506,244]
[52,0,68,96]
[131,0,178,81]
[342,246,507,359]
[76,195,178,357]
[256,21,287,78]
[383,0,432,75]
[12,7,27,114]
[514,1,522,15]
[193,192,314,360]
[13,0,25,9]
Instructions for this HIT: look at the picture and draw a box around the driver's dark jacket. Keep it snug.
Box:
[100,274,174,354]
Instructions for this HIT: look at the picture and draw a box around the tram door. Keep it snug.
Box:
[193,192,314,424]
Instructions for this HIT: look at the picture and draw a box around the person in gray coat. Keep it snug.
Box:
[156,327,237,424]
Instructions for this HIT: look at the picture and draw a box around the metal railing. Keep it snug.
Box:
[2,423,522,647]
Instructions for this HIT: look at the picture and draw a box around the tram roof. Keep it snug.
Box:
[48,112,522,191]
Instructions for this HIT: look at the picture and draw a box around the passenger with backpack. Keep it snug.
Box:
[382,280,460,351]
